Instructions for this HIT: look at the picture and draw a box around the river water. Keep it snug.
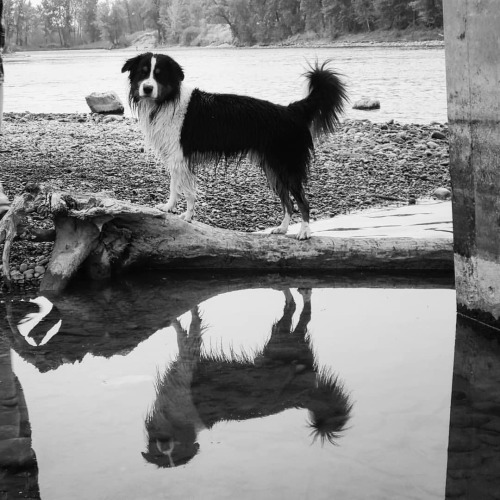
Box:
[1,273,456,500]
[3,46,446,123]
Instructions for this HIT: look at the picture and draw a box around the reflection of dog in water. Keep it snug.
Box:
[142,289,353,468]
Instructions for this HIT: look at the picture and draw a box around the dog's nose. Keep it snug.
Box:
[143,84,154,95]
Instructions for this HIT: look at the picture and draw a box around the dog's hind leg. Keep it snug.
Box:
[290,184,311,240]
[270,209,291,235]
[270,190,293,235]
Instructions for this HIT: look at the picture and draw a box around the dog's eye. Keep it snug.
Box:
[154,68,160,75]
[142,66,149,74]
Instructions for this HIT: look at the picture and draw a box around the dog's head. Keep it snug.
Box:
[142,422,200,468]
[143,388,201,468]
[121,52,184,106]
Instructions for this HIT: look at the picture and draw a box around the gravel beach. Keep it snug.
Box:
[0,112,450,288]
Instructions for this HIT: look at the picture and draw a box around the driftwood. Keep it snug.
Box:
[0,184,454,293]
[0,184,45,288]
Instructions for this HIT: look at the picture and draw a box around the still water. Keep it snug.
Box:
[3,47,446,123]
[1,273,457,499]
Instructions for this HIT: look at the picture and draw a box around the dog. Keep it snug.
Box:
[122,53,347,240]
[142,290,353,468]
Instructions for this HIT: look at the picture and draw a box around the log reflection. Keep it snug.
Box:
[2,272,452,372]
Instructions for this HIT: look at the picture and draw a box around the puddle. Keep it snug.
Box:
[0,273,463,499]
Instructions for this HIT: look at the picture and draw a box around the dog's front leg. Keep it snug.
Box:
[180,191,196,222]
[164,174,180,212]
[156,171,180,214]
[178,168,197,222]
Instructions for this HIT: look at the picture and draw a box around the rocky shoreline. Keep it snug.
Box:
[7,27,444,53]
[0,112,450,290]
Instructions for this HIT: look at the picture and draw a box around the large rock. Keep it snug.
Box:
[85,91,124,114]
[353,98,381,110]
[432,187,452,200]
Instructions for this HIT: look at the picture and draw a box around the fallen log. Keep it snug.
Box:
[0,184,453,293]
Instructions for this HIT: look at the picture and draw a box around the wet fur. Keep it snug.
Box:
[122,53,348,240]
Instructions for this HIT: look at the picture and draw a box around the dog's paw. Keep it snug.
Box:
[155,203,176,213]
[179,211,194,222]
[296,226,312,240]
[270,226,288,235]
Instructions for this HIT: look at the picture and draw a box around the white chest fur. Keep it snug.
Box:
[136,85,194,167]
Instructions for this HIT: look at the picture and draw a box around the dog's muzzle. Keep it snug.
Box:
[139,81,158,99]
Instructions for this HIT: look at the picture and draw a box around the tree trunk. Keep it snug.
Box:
[0,185,454,294]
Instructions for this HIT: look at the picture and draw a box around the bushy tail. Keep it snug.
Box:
[290,60,348,138]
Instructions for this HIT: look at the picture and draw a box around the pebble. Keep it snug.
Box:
[10,270,23,280]
[103,115,123,123]
[353,98,381,110]
[431,130,446,140]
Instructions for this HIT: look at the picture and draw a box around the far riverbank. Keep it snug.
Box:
[6,27,444,53]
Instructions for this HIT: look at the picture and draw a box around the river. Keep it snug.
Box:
[1,274,456,500]
[3,46,446,123]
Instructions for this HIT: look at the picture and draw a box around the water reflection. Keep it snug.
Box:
[0,335,40,499]
[143,289,352,468]
[446,316,500,500]
[3,273,451,372]
[0,273,460,499]
[10,297,62,348]
[3,274,255,371]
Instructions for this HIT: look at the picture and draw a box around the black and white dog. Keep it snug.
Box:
[122,53,347,240]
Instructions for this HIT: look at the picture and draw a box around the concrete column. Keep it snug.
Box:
[444,0,500,328]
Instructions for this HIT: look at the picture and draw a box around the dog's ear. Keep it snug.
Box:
[121,53,147,74]
[168,57,185,82]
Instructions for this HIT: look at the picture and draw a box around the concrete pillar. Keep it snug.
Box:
[444,0,500,328]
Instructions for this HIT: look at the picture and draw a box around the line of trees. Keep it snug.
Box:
[2,0,443,50]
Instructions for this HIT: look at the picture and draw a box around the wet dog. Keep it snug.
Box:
[122,53,347,239]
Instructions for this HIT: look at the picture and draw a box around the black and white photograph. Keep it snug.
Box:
[0,1,499,498]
